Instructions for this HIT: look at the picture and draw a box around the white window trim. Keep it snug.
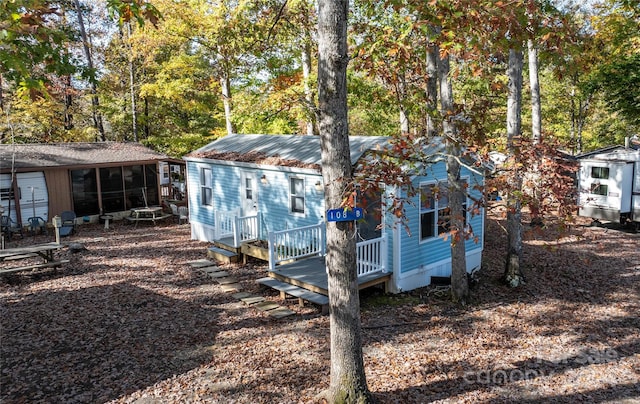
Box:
[289,176,305,216]
[200,167,213,207]
[419,177,470,244]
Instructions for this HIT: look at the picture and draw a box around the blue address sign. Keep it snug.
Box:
[326,207,363,222]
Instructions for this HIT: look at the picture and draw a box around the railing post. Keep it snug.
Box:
[381,234,388,273]
[319,220,326,256]
[233,216,240,247]
[268,231,276,271]
[257,212,262,240]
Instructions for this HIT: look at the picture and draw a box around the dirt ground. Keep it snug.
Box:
[1,211,639,403]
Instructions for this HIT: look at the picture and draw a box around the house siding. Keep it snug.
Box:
[385,161,484,288]
[186,159,325,241]
[185,135,487,294]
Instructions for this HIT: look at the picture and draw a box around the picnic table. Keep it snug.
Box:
[125,206,172,227]
[0,242,68,275]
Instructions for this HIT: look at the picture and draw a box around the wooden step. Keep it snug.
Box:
[257,277,328,314]
[207,246,239,263]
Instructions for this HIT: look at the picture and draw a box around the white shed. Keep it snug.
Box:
[577,147,640,227]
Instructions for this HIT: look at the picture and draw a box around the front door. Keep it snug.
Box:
[241,171,258,216]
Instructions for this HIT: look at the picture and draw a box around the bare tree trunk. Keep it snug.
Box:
[144,96,150,138]
[439,53,468,303]
[221,74,234,135]
[426,42,438,138]
[302,26,316,136]
[318,0,371,402]
[63,74,73,130]
[504,48,525,288]
[0,74,4,113]
[73,0,105,140]
[528,39,541,144]
[399,74,409,134]
[126,21,138,142]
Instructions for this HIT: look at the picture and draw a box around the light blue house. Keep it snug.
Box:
[184,134,484,293]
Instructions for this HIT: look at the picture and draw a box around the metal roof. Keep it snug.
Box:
[188,134,390,166]
[578,147,640,163]
[0,142,169,170]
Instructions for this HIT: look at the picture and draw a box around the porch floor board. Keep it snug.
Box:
[268,256,391,296]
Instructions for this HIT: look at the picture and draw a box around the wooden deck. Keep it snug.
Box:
[268,256,391,296]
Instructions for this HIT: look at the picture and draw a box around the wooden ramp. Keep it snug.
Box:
[257,277,329,314]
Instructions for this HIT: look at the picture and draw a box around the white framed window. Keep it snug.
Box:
[201,167,212,206]
[590,182,608,196]
[419,179,468,241]
[289,177,305,214]
[590,166,609,179]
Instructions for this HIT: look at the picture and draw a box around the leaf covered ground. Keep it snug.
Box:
[1,211,639,403]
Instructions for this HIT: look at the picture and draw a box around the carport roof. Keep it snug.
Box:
[0,142,169,170]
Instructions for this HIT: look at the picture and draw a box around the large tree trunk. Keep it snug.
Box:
[144,96,150,138]
[63,74,74,131]
[439,53,468,303]
[318,0,371,402]
[425,42,438,138]
[302,25,316,136]
[73,0,105,140]
[528,39,541,145]
[399,75,409,134]
[126,22,138,142]
[504,48,525,287]
[221,74,234,135]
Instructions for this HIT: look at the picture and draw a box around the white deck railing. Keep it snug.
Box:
[268,222,325,271]
[267,223,387,276]
[215,209,239,241]
[356,234,388,277]
[234,213,261,246]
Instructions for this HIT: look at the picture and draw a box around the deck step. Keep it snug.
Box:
[207,246,239,263]
[257,277,329,314]
[211,239,241,254]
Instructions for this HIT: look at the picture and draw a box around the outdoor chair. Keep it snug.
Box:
[59,211,77,237]
[1,215,24,241]
[27,216,48,236]
[178,206,189,225]
[170,203,179,218]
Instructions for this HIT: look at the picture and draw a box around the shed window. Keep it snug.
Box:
[420,180,468,241]
[201,168,213,206]
[590,183,608,196]
[290,177,305,214]
[71,169,99,216]
[590,167,609,179]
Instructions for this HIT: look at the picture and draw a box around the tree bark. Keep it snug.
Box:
[425,41,438,138]
[144,96,150,139]
[63,74,74,131]
[126,21,138,142]
[438,52,468,303]
[73,0,105,140]
[302,24,316,136]
[399,75,409,134]
[528,39,541,145]
[221,74,234,135]
[318,0,371,402]
[504,48,525,288]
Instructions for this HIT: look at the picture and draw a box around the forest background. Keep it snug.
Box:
[1,0,638,158]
